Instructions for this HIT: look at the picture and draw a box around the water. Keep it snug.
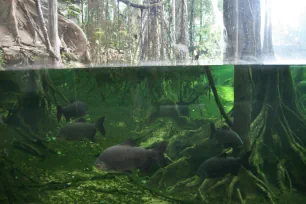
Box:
[0,65,306,204]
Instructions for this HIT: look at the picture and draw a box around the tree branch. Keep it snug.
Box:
[119,0,168,9]
[204,66,233,127]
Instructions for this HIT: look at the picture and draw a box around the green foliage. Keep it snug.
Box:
[0,49,6,69]
[197,22,223,59]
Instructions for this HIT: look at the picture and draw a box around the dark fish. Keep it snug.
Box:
[197,151,251,179]
[57,100,88,122]
[210,123,243,148]
[58,117,105,141]
[95,140,167,172]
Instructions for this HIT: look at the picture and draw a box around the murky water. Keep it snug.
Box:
[0,65,306,203]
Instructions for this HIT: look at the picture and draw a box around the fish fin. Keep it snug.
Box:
[95,116,106,136]
[153,141,167,167]
[210,122,216,139]
[89,129,97,142]
[75,118,86,122]
[240,151,252,169]
[218,152,227,158]
[56,106,63,122]
[121,139,136,146]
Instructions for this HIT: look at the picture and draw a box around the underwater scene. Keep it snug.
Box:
[2,0,306,203]
[1,65,306,204]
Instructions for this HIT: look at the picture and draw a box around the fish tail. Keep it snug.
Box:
[95,116,106,136]
[240,151,252,169]
[57,106,63,122]
[210,122,216,139]
[153,141,167,167]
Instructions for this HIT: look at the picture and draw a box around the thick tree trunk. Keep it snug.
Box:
[250,65,306,191]
[226,0,261,153]
[223,0,238,61]
[233,66,252,152]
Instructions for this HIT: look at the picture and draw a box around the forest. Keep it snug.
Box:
[1,0,306,204]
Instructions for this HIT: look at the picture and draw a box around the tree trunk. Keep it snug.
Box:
[48,0,61,65]
[233,66,252,152]
[172,0,176,44]
[189,0,195,52]
[262,0,274,61]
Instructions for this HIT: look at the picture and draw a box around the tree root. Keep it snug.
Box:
[10,0,21,44]
[198,168,275,204]
[277,160,291,193]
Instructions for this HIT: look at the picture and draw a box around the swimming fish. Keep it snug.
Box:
[197,151,251,179]
[95,140,167,172]
[57,100,88,122]
[58,117,105,141]
[210,123,243,148]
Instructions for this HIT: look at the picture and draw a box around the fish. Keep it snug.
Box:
[57,100,88,122]
[95,140,167,172]
[210,123,243,148]
[58,117,105,141]
[197,151,252,179]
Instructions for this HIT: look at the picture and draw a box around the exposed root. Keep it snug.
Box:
[243,168,274,197]
[198,169,275,204]
[198,174,232,202]
[236,188,245,204]
[228,176,239,204]
[277,159,292,193]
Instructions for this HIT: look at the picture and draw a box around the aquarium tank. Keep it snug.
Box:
[1,0,306,203]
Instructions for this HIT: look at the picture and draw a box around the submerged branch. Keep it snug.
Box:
[204,66,233,127]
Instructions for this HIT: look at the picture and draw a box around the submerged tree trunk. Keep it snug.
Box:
[233,66,252,152]
[223,0,306,202]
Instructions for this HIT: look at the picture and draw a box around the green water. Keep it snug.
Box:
[0,65,306,203]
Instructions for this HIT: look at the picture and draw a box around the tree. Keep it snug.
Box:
[201,0,306,203]
[48,0,61,65]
